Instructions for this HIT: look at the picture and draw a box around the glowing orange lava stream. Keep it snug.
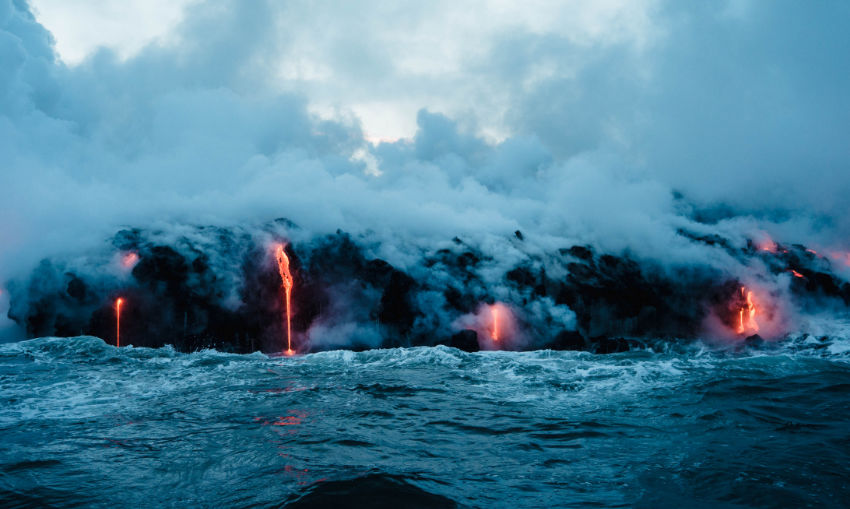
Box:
[275,245,295,356]
[115,297,124,347]
[491,306,500,341]
[736,287,758,335]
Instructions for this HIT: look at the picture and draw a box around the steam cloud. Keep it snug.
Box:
[1,0,848,347]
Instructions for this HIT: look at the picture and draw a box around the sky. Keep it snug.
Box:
[28,0,659,142]
[1,0,849,335]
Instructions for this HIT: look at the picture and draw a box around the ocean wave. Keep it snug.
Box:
[1,333,849,507]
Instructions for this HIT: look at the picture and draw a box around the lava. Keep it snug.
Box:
[274,244,295,356]
[790,270,805,279]
[755,234,778,253]
[485,302,514,345]
[115,297,124,347]
[736,287,758,335]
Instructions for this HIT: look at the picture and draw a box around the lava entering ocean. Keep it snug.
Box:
[274,244,295,356]
[485,303,515,346]
[115,297,124,347]
[736,287,759,336]
[8,223,844,352]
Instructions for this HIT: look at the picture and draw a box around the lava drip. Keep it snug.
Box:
[115,297,124,347]
[736,287,758,335]
[275,244,295,356]
[491,305,500,342]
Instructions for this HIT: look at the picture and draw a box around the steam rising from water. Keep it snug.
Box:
[1,1,849,342]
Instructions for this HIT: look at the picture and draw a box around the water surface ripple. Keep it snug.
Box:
[1,336,849,508]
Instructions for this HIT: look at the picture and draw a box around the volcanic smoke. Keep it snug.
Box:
[115,297,123,347]
[274,244,295,356]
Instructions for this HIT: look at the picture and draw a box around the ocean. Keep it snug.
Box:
[2,335,849,508]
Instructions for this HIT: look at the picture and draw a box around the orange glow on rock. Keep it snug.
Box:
[736,287,758,335]
[121,252,139,269]
[755,236,778,253]
[828,251,850,268]
[275,244,295,356]
[115,298,124,347]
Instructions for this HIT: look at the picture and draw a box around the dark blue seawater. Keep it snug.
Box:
[1,335,849,508]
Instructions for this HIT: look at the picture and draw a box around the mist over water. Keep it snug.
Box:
[2,0,849,343]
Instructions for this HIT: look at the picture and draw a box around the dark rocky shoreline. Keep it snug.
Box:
[6,220,850,354]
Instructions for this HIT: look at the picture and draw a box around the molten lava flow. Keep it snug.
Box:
[790,270,805,279]
[115,298,124,347]
[275,244,295,356]
[491,306,500,342]
[736,287,758,335]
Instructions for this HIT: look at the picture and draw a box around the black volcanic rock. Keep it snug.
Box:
[676,228,733,250]
[543,330,586,351]
[7,223,850,355]
[562,245,593,261]
[426,249,483,271]
[112,228,143,251]
[446,329,479,352]
[307,231,368,281]
[378,270,419,333]
[65,275,88,303]
[284,473,457,509]
[590,336,639,354]
[363,259,395,287]
[555,248,715,339]
[443,286,478,314]
[506,266,536,288]
[132,245,189,297]
[744,334,765,348]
